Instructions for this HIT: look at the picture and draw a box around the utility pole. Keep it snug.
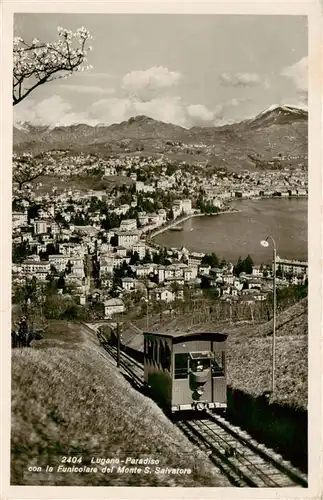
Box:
[272,244,277,395]
[116,322,121,368]
[261,236,277,395]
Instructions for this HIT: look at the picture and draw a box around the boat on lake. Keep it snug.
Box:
[170,226,184,232]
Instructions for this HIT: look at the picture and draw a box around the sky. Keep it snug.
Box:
[13,14,308,128]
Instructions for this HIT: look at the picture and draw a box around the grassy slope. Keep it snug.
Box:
[227,299,307,410]
[11,321,230,487]
[31,173,134,195]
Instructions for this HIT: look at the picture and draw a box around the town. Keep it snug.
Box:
[12,149,308,327]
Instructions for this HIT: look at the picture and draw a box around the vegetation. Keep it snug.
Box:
[233,255,254,276]
[13,27,92,106]
[227,298,308,410]
[196,197,220,214]
[201,253,220,268]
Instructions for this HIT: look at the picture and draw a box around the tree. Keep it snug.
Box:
[201,275,211,289]
[233,257,243,276]
[44,294,74,319]
[276,264,283,278]
[65,260,73,274]
[57,275,66,291]
[129,251,140,265]
[153,252,161,265]
[220,258,227,268]
[167,208,175,221]
[243,254,254,275]
[12,241,30,263]
[13,155,48,191]
[13,26,93,106]
[142,250,152,264]
[110,234,118,247]
[201,252,219,268]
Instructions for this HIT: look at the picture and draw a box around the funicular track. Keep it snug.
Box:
[177,415,307,488]
[102,341,145,390]
[101,341,307,488]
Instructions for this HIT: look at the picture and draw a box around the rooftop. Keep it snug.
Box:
[144,330,228,342]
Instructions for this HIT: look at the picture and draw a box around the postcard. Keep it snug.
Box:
[1,1,322,499]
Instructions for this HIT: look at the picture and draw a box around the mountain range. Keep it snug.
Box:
[13,105,308,170]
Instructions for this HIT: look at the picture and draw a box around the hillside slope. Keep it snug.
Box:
[13,106,308,169]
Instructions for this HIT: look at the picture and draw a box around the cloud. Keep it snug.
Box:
[14,93,246,129]
[13,95,98,128]
[90,96,189,127]
[278,97,308,111]
[122,66,183,96]
[281,56,308,92]
[219,72,261,86]
[186,104,215,122]
[58,84,115,95]
[79,72,115,79]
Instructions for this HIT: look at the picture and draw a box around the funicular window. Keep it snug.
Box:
[160,341,165,367]
[147,339,154,360]
[152,339,158,363]
[190,352,212,372]
[161,342,171,371]
[165,343,171,371]
[212,350,225,377]
[144,338,147,358]
[174,353,189,379]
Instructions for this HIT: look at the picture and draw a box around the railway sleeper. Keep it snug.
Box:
[206,413,307,487]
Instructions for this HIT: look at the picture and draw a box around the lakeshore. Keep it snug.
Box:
[152,198,307,264]
[148,209,241,239]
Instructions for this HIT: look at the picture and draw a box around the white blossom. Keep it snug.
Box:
[13,26,93,105]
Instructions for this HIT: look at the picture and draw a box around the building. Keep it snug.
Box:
[116,230,140,248]
[121,277,136,291]
[38,205,55,219]
[100,256,117,275]
[135,264,154,278]
[12,211,28,229]
[48,254,69,272]
[104,166,117,176]
[70,259,85,279]
[132,243,146,260]
[153,288,174,303]
[120,219,137,231]
[181,199,192,214]
[149,213,161,225]
[252,266,264,278]
[199,265,211,276]
[274,257,308,276]
[138,212,149,226]
[115,246,127,257]
[136,182,155,193]
[104,298,125,318]
[21,259,50,280]
[33,220,49,235]
[183,267,198,281]
[158,209,167,221]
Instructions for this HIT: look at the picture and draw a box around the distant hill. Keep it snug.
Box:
[13,105,308,171]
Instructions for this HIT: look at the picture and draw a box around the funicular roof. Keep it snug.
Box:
[143,330,228,343]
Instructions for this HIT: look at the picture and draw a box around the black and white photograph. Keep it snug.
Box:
[1,1,322,498]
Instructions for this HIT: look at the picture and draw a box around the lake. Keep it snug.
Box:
[154,198,307,264]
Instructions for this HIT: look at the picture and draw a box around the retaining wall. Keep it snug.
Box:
[227,387,307,472]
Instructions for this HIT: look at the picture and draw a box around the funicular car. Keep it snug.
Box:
[143,330,228,413]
